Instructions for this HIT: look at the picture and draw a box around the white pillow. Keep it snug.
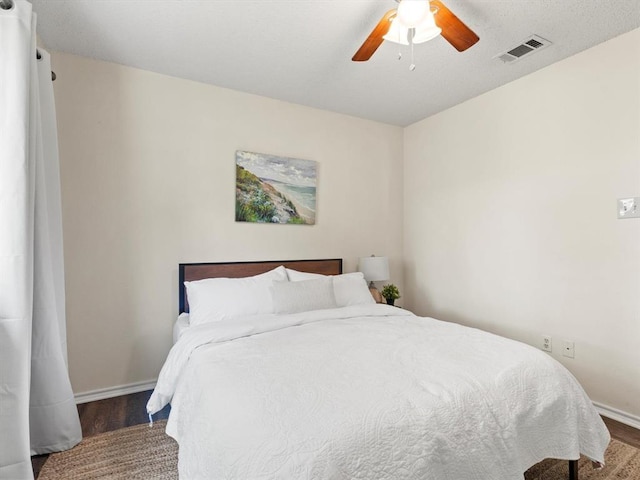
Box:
[285,269,375,307]
[285,268,324,281]
[271,277,337,314]
[332,272,375,307]
[185,265,288,325]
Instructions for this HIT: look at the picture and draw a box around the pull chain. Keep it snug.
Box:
[397,20,403,61]
[409,28,416,71]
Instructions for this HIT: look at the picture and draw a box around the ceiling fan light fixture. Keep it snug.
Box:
[411,9,442,44]
[396,0,431,28]
[351,0,479,62]
[382,18,410,45]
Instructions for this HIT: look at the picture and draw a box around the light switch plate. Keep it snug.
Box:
[618,197,640,219]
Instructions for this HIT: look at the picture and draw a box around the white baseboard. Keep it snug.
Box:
[594,401,640,430]
[74,379,157,404]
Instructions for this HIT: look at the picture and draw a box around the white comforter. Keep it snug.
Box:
[148,304,609,480]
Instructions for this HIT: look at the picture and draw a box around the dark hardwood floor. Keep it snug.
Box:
[602,415,640,449]
[31,390,170,478]
[31,390,639,478]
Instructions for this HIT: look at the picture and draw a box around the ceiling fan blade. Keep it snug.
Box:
[352,9,397,62]
[431,0,479,52]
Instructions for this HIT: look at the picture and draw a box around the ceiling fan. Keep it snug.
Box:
[352,0,479,62]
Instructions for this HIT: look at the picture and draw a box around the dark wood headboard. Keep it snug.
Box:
[178,259,343,314]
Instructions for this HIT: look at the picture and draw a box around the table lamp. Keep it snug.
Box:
[358,255,389,304]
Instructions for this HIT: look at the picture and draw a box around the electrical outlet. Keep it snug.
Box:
[542,335,552,352]
[562,340,575,358]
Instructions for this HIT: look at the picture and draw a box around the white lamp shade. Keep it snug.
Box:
[384,3,441,46]
[358,256,390,283]
[383,18,409,45]
[411,10,441,44]
[396,0,430,28]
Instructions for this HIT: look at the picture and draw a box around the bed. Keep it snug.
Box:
[148,259,610,480]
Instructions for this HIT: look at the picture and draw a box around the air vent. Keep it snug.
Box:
[495,35,552,64]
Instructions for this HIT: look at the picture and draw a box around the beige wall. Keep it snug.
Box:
[53,28,640,422]
[52,52,404,395]
[404,29,640,419]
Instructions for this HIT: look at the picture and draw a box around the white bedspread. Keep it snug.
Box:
[173,313,191,344]
[148,304,609,480]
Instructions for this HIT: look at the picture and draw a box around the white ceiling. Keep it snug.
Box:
[31,0,640,126]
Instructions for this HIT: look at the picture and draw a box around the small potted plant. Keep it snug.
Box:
[381,284,400,306]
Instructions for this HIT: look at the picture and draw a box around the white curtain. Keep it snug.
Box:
[0,1,82,478]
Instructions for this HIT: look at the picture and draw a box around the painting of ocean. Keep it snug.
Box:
[235,151,317,225]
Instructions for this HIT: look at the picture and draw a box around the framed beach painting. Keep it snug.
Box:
[235,150,317,225]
